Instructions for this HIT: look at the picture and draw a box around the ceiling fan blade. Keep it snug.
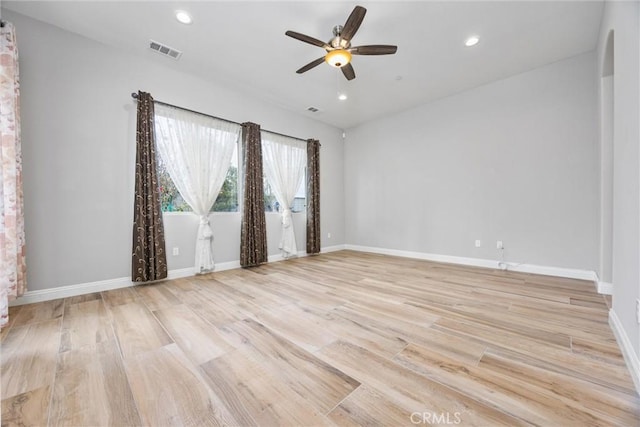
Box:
[285,31,329,49]
[350,45,398,55]
[341,63,356,81]
[296,57,326,74]
[340,6,366,41]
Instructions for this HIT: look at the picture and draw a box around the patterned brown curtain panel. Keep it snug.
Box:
[132,91,168,282]
[240,122,268,267]
[306,139,321,254]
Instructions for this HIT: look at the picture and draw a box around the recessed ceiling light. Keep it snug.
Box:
[338,93,348,101]
[175,11,192,25]
[465,36,479,47]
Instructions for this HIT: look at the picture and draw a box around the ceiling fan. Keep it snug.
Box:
[285,5,397,81]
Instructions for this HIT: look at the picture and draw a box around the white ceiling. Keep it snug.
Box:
[3,1,604,129]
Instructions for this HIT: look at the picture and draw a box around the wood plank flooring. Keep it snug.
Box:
[1,250,638,426]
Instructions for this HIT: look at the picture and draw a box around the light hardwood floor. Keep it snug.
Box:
[1,251,638,426]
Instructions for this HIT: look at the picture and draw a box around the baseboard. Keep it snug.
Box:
[212,261,241,272]
[609,309,640,395]
[9,246,339,306]
[321,244,347,253]
[344,244,598,282]
[167,267,195,279]
[598,281,613,295]
[10,244,598,306]
[10,275,134,306]
[268,250,308,263]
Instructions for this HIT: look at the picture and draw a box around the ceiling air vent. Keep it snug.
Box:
[149,40,182,60]
[307,106,320,113]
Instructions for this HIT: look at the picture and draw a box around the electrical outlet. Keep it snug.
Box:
[327,232,331,239]
[475,240,481,248]
[496,241,504,249]
[172,247,179,256]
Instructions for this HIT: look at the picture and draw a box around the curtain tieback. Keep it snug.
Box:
[199,215,214,239]
[282,208,292,228]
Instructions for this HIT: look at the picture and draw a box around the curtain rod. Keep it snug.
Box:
[131,92,309,143]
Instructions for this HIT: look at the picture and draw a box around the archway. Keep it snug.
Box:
[600,30,614,290]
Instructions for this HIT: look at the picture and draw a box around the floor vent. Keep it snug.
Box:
[307,106,320,113]
[149,40,182,60]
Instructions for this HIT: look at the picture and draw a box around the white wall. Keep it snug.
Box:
[597,0,640,389]
[5,10,345,292]
[345,52,599,272]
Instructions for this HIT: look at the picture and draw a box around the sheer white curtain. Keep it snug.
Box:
[262,132,306,258]
[154,104,240,273]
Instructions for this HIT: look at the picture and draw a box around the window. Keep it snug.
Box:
[156,123,306,214]
[261,132,306,213]
[291,170,306,213]
[264,171,306,213]
[263,177,277,212]
[155,116,239,213]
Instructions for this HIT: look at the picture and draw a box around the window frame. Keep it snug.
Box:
[155,121,241,214]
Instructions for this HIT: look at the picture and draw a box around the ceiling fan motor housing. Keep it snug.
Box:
[331,25,351,49]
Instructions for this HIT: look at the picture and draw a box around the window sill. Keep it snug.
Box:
[162,211,239,216]
[162,211,306,216]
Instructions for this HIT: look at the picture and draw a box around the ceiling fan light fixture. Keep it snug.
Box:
[325,49,352,68]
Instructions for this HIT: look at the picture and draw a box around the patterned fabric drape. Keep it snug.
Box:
[0,22,26,328]
[240,122,267,267]
[306,139,321,254]
[132,91,168,282]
